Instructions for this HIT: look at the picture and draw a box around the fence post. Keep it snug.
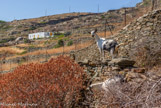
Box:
[63,41,64,56]
[106,21,113,36]
[0,62,2,72]
[75,40,76,51]
[124,8,127,26]
[104,19,107,37]
[10,60,11,71]
[38,51,40,62]
[151,0,155,11]
[45,48,47,61]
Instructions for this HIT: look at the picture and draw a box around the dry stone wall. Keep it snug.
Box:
[113,9,161,58]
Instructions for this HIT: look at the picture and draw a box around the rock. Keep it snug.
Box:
[108,58,135,68]
[102,76,123,91]
[125,71,147,82]
[78,59,90,66]
[125,72,139,81]
[112,66,121,71]
[89,61,97,67]
[146,22,153,26]
[119,71,127,76]
[90,75,123,92]
[102,59,110,65]
[123,68,130,72]
[89,82,103,92]
[132,68,145,73]
[139,74,147,80]
[15,37,23,42]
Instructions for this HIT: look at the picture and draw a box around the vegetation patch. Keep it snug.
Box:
[17,50,27,55]
[0,20,6,24]
[54,39,64,48]
[0,56,86,107]
[67,40,73,46]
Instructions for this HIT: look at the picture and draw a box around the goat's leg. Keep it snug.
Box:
[102,50,105,60]
[110,47,115,59]
[99,48,102,61]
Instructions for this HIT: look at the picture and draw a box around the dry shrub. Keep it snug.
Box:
[0,56,86,108]
[100,78,161,108]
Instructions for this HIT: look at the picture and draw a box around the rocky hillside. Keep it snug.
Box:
[114,9,161,67]
[75,9,161,68]
[0,0,151,41]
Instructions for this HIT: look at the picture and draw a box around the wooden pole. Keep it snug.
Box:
[63,42,64,56]
[106,21,113,35]
[98,4,99,13]
[104,19,107,37]
[10,60,11,71]
[75,40,77,51]
[45,47,47,61]
[124,8,127,26]
[151,0,155,11]
[0,62,2,72]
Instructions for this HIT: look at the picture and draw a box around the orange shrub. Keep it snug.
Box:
[0,56,86,108]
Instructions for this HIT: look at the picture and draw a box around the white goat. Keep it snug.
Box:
[91,29,118,60]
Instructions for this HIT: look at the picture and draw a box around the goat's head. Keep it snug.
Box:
[91,29,97,37]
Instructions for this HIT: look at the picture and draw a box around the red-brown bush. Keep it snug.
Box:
[0,56,86,108]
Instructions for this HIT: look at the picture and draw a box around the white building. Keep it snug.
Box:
[28,32,54,40]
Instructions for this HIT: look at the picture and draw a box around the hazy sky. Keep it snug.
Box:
[0,0,142,21]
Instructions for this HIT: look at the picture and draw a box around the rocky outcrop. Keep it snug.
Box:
[108,58,135,68]
[74,9,161,65]
[113,9,161,58]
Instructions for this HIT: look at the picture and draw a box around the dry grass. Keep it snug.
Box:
[0,47,26,55]
[15,44,30,47]
[1,40,93,71]
[1,56,60,71]
[6,41,92,59]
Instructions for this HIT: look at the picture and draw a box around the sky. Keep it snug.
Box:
[0,0,142,21]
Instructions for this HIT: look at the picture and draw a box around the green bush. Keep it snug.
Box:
[24,39,30,43]
[54,39,64,48]
[28,26,36,31]
[44,40,50,45]
[29,45,35,48]
[54,44,61,48]
[0,20,6,24]
[58,39,64,46]
[0,39,8,44]
[67,40,73,46]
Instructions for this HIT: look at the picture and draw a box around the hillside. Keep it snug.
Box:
[0,0,161,107]
[0,1,151,40]
[0,0,161,72]
[75,9,161,68]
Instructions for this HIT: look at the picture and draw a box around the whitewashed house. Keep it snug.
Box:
[28,32,54,40]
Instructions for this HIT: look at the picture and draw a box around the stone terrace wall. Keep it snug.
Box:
[113,9,161,58]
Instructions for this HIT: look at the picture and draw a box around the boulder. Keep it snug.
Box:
[90,75,123,92]
[108,58,135,68]
[78,59,90,66]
